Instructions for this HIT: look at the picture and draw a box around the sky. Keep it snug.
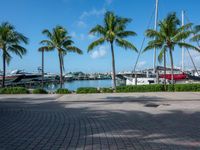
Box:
[0,0,200,73]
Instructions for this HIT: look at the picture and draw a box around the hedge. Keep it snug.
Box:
[0,87,29,94]
[76,87,99,94]
[116,84,200,92]
[100,88,113,93]
[32,88,48,94]
[169,84,200,92]
[56,88,71,94]
[116,84,165,93]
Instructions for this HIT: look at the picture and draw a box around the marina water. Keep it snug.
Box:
[45,79,113,91]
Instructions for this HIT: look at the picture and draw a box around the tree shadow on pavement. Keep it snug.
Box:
[0,96,200,150]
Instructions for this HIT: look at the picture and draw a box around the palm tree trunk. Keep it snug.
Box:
[41,50,44,88]
[2,49,6,88]
[110,42,116,89]
[169,48,174,85]
[164,50,167,90]
[58,52,63,89]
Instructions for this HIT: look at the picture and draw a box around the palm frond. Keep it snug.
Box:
[143,40,163,53]
[38,46,55,52]
[62,40,74,47]
[88,38,105,52]
[145,29,162,38]
[173,31,192,42]
[177,23,193,32]
[8,45,27,58]
[191,34,200,42]
[66,46,83,54]
[115,38,137,52]
[194,25,200,33]
[40,40,54,45]
[177,42,200,52]
[14,32,29,44]
[4,50,12,65]
[89,25,106,36]
[117,31,137,38]
[42,29,53,39]
[158,46,167,63]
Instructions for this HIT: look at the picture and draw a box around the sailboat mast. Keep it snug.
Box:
[153,0,159,73]
[181,10,185,72]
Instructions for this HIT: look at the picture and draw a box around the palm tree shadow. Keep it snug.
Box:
[0,98,200,149]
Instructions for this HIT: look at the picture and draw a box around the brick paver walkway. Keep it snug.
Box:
[0,93,200,150]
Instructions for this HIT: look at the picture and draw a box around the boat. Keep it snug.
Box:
[10,70,42,83]
[64,73,74,81]
[0,74,24,83]
[117,70,156,85]
[44,73,59,81]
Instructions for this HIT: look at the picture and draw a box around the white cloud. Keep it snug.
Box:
[71,31,97,41]
[88,34,95,40]
[90,46,108,59]
[137,61,147,68]
[77,20,87,28]
[80,8,106,19]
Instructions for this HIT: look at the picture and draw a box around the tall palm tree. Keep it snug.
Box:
[88,11,137,89]
[38,48,45,88]
[143,12,199,86]
[0,22,28,87]
[39,26,83,88]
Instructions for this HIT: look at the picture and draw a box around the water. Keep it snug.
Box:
[45,79,113,91]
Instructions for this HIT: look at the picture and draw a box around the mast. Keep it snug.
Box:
[153,0,159,73]
[181,10,185,72]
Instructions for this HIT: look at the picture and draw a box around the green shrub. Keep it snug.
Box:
[116,84,200,92]
[56,88,71,94]
[100,88,113,93]
[167,84,175,92]
[0,87,29,94]
[32,88,48,94]
[173,84,200,92]
[116,84,164,93]
[76,87,99,94]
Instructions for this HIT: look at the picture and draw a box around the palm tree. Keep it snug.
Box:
[143,12,199,86]
[0,22,28,87]
[88,11,137,89]
[39,26,83,88]
[38,48,45,88]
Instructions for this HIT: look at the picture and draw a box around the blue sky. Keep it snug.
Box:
[0,0,200,73]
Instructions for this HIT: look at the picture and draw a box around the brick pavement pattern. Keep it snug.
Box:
[0,93,200,150]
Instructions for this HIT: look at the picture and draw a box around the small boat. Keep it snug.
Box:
[44,73,59,81]
[64,73,74,81]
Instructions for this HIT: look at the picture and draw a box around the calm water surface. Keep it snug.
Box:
[45,79,113,91]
